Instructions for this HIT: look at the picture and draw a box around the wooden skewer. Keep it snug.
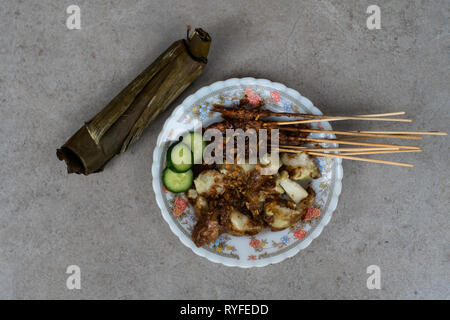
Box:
[273,147,403,154]
[280,128,422,140]
[274,147,402,153]
[335,149,422,156]
[274,147,309,153]
[306,152,414,168]
[280,138,421,150]
[267,111,407,119]
[275,147,421,156]
[334,137,373,141]
[273,147,422,155]
[356,130,448,136]
[357,112,406,117]
[273,116,412,125]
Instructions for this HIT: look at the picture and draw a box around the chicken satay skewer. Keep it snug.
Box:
[260,111,407,119]
[212,104,406,120]
[272,116,412,125]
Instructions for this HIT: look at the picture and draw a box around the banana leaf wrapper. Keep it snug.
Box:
[57,28,211,175]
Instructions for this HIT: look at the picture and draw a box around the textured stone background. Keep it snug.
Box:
[1,0,449,299]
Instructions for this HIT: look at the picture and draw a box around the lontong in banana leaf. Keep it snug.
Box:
[57,28,211,175]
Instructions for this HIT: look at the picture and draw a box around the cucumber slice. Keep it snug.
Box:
[168,142,193,172]
[182,132,206,164]
[162,167,193,193]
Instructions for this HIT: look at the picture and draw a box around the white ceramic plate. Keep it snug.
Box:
[152,78,343,267]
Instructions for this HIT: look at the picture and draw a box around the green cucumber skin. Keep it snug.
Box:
[162,168,193,193]
[166,144,175,169]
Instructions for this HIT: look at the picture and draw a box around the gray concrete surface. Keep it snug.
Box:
[0,0,449,299]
